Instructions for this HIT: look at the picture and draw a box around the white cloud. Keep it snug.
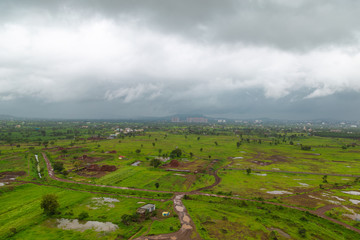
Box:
[0,11,360,106]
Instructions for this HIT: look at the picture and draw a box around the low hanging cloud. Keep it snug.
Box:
[0,1,360,118]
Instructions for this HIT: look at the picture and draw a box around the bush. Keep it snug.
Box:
[300,145,311,151]
[170,149,182,158]
[150,158,161,168]
[78,211,89,220]
[298,228,306,238]
[40,194,59,216]
[53,162,64,172]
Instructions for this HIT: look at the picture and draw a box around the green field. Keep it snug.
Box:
[1,121,360,239]
[183,195,360,240]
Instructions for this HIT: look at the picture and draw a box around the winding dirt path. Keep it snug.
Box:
[135,194,200,240]
[40,153,360,239]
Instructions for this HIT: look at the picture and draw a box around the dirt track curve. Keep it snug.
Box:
[41,153,360,239]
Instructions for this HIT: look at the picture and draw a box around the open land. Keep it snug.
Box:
[1,120,360,239]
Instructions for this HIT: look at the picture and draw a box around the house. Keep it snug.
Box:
[118,155,126,159]
[137,204,156,214]
[162,212,170,217]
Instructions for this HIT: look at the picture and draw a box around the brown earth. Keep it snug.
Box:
[0,171,26,180]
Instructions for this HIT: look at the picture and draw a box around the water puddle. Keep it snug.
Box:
[350,199,360,205]
[342,191,360,196]
[267,190,292,195]
[343,207,360,221]
[252,173,267,176]
[131,161,141,166]
[88,197,119,209]
[57,218,118,232]
[298,183,309,187]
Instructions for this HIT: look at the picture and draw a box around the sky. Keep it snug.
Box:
[1,0,360,120]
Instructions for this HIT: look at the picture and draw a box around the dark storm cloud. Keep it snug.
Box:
[0,0,360,119]
[3,0,360,49]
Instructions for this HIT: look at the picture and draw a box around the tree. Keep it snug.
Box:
[189,152,193,158]
[322,175,328,183]
[214,141,218,146]
[78,211,89,220]
[53,162,64,172]
[197,137,200,141]
[135,149,141,154]
[155,182,160,189]
[246,168,251,175]
[40,194,59,215]
[150,158,162,168]
[236,142,241,148]
[170,149,182,158]
[152,142,155,147]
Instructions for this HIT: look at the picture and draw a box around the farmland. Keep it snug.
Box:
[1,119,360,239]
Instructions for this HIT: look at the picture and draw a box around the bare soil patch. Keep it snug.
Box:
[0,171,26,180]
[76,164,116,178]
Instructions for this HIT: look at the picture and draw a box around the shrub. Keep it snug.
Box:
[40,194,59,216]
[78,211,89,220]
[54,162,64,172]
[298,228,306,238]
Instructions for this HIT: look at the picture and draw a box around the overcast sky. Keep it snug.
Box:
[1,0,360,120]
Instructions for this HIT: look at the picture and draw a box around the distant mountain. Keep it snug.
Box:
[0,114,18,120]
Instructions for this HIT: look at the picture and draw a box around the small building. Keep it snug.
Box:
[137,204,156,214]
[162,212,170,217]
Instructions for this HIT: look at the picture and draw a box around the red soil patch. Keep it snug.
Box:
[251,155,289,166]
[76,164,117,178]
[86,164,117,172]
[105,150,117,154]
[169,160,180,168]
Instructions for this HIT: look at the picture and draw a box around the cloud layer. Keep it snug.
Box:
[0,0,360,119]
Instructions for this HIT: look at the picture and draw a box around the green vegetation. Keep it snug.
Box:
[183,195,360,239]
[1,120,360,239]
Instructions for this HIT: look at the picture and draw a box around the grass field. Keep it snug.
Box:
[0,183,179,240]
[183,195,360,240]
[1,126,360,239]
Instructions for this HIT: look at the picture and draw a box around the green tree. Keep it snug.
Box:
[155,182,160,189]
[40,194,59,216]
[135,149,141,154]
[53,162,64,172]
[150,158,162,168]
[322,175,328,183]
[170,149,182,158]
[246,168,251,175]
[78,211,89,220]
